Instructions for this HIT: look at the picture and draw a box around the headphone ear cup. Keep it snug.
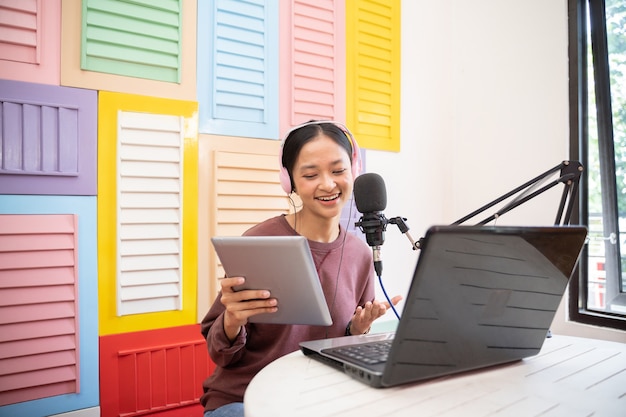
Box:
[279,165,292,194]
[352,163,360,179]
[351,141,362,179]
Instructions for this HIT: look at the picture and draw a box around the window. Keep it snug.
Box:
[569,0,626,330]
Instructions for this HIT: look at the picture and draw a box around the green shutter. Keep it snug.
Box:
[81,0,182,83]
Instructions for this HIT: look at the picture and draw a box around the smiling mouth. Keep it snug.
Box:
[316,193,340,201]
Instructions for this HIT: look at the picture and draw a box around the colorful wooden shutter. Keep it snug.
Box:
[0,195,99,417]
[195,135,286,312]
[197,0,279,138]
[279,0,346,130]
[0,79,97,196]
[116,111,184,316]
[98,92,198,335]
[99,325,211,417]
[213,149,288,237]
[346,0,401,151]
[82,0,182,82]
[0,214,79,406]
[0,0,42,64]
[211,146,289,288]
[0,0,61,84]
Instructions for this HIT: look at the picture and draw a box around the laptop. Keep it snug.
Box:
[211,235,333,326]
[299,225,588,388]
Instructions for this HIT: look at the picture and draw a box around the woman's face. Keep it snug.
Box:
[291,134,354,220]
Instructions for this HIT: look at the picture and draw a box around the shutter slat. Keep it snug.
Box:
[120,239,180,256]
[0,303,76,327]
[0,249,76,270]
[119,298,179,315]
[0,234,75,252]
[0,267,75,288]
[0,286,76,307]
[118,269,179,286]
[0,318,77,342]
[120,255,180,273]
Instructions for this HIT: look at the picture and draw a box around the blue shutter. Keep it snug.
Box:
[197,0,279,138]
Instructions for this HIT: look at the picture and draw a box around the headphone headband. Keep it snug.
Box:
[278,120,362,194]
[281,120,353,144]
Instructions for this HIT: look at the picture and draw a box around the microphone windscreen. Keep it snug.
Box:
[354,173,387,213]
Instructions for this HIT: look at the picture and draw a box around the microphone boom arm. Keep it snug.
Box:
[451,160,583,226]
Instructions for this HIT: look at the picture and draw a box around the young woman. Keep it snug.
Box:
[200,121,402,417]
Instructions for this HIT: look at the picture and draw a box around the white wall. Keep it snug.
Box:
[368,0,625,343]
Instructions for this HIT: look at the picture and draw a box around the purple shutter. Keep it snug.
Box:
[0,79,97,195]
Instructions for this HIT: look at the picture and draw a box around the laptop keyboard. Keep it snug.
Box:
[323,340,393,365]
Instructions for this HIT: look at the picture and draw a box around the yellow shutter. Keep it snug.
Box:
[346,0,401,152]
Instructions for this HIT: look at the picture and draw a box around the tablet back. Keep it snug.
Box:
[211,236,333,325]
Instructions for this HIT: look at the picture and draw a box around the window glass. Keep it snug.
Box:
[584,0,626,318]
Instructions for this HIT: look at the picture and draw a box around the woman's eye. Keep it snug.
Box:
[334,168,347,175]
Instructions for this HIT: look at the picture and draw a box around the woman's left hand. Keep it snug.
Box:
[349,295,403,335]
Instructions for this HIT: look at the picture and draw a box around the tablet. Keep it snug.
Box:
[210,236,333,326]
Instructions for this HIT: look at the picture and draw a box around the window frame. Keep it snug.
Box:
[568,0,626,330]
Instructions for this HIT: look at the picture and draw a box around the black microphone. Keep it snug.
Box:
[354,173,388,277]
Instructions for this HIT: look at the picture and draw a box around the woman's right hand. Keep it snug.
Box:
[219,276,278,341]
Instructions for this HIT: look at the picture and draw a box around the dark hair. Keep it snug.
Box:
[281,121,354,191]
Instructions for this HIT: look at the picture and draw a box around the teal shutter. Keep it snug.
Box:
[82,0,182,83]
[197,0,279,138]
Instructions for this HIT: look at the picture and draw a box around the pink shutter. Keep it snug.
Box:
[0,0,61,84]
[0,214,80,405]
[0,0,40,63]
[280,0,346,132]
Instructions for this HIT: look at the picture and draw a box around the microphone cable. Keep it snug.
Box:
[324,196,351,339]
[287,194,346,339]
[377,273,401,320]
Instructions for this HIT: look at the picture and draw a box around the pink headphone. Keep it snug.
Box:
[278,121,362,194]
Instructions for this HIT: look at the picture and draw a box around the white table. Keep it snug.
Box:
[244,335,626,417]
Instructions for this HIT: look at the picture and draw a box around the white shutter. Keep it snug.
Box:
[117,111,183,315]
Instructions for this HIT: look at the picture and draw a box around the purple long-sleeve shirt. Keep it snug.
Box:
[200,215,375,411]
